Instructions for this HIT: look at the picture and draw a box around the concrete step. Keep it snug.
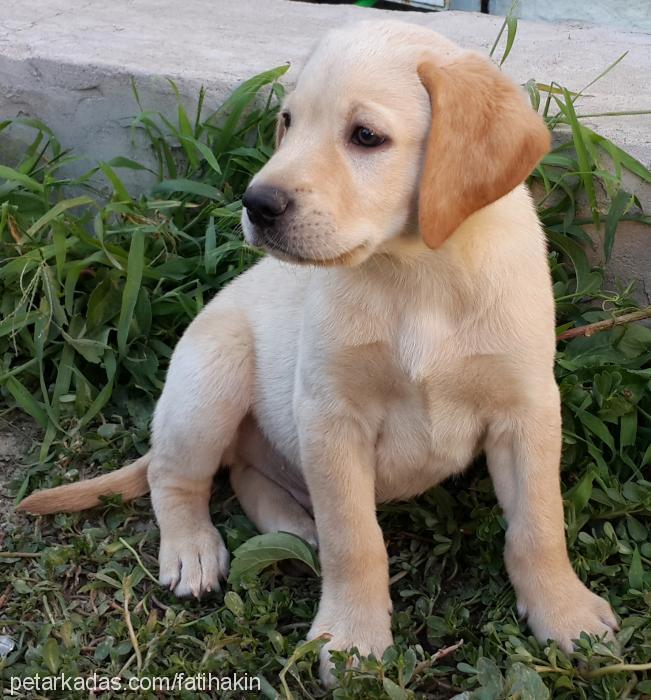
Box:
[1,0,649,300]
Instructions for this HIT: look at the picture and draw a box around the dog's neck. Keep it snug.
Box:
[345,185,542,318]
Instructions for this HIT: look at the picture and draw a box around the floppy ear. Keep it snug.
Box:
[417,53,550,248]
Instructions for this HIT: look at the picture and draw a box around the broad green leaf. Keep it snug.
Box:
[228,532,319,587]
[87,275,122,330]
[627,517,647,543]
[566,468,594,511]
[475,657,504,700]
[383,678,408,700]
[577,411,615,451]
[41,638,61,674]
[642,443,651,467]
[628,547,643,590]
[223,591,244,616]
[62,330,109,364]
[620,411,637,450]
[506,663,549,700]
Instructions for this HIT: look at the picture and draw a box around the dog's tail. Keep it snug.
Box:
[17,453,151,515]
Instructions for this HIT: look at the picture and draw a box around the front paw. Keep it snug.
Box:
[158,525,230,598]
[520,578,618,652]
[308,604,393,687]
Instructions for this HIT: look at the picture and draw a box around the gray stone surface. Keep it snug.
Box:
[490,0,651,34]
[1,0,649,299]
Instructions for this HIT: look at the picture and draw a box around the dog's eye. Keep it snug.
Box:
[281,112,291,129]
[351,126,385,148]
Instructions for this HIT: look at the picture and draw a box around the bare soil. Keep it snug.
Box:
[0,412,37,546]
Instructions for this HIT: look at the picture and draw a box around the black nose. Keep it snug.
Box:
[243,185,290,227]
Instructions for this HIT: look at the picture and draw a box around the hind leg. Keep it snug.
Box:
[229,415,316,544]
[149,307,253,597]
[230,465,317,547]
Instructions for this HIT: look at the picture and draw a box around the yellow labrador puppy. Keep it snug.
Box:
[21,19,617,685]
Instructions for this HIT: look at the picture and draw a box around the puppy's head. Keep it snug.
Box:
[241,21,549,265]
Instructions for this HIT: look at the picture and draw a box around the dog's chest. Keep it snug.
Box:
[329,314,486,501]
[373,354,484,501]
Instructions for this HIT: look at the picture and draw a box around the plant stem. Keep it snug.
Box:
[122,576,143,674]
[585,661,651,679]
[557,306,651,341]
[119,537,159,584]
[414,639,464,675]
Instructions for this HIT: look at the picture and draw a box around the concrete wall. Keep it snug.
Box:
[490,0,651,34]
[394,0,651,32]
[1,0,650,301]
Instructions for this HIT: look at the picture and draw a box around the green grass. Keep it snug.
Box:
[1,21,650,700]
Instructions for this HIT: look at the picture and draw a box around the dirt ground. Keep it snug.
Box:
[0,413,37,547]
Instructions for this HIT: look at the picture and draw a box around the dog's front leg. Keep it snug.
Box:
[298,403,392,686]
[486,387,618,650]
[149,310,254,598]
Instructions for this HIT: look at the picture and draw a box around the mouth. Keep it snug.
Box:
[260,234,369,268]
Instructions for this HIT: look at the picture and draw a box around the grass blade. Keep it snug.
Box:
[26,196,94,238]
[0,165,44,193]
[499,15,518,67]
[152,179,224,201]
[560,88,599,228]
[604,189,632,261]
[117,230,146,355]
